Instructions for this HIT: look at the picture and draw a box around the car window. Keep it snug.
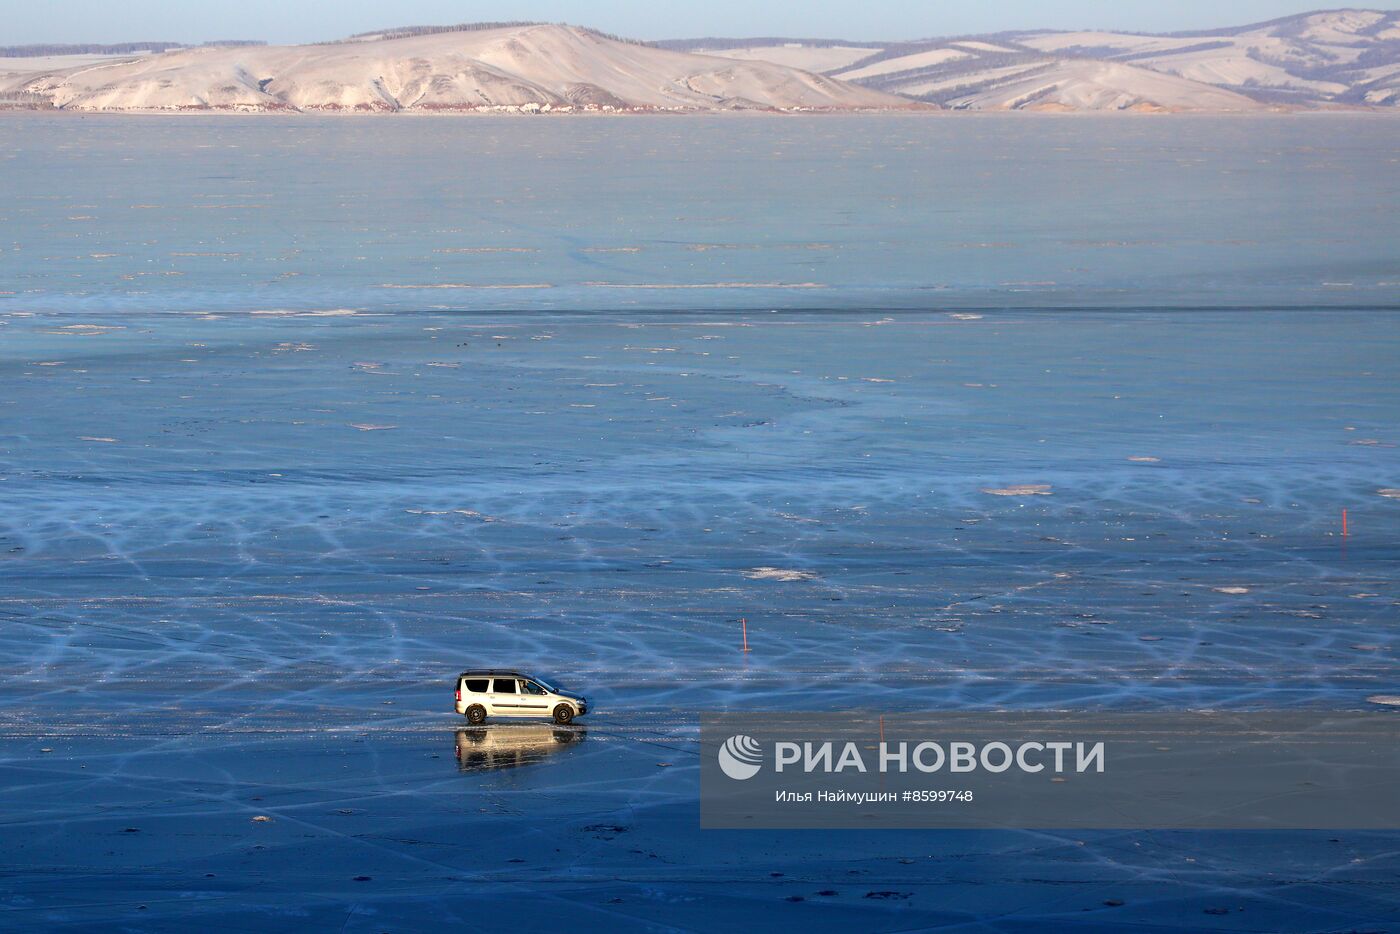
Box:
[522,681,547,695]
[463,679,489,693]
[493,678,518,694]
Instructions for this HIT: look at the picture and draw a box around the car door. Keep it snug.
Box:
[517,679,552,716]
[488,677,520,715]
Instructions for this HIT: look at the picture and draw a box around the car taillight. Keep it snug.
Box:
[455,687,461,702]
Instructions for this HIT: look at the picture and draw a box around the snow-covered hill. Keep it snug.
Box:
[682,9,1400,110]
[2,23,911,113]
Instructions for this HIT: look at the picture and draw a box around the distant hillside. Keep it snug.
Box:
[6,10,1399,114]
[681,8,1400,110]
[0,23,910,113]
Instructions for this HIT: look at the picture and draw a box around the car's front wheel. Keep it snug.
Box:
[552,704,574,725]
[465,705,487,725]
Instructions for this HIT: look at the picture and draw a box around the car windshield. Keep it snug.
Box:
[533,676,558,693]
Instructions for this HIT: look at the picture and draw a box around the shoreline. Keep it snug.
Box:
[2,98,1395,117]
[2,106,1396,117]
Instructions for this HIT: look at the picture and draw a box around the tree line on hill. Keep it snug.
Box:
[0,40,264,57]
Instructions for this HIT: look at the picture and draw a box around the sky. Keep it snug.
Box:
[10,0,1346,46]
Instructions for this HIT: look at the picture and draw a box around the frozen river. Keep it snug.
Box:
[4,307,1398,931]
[1,115,1398,930]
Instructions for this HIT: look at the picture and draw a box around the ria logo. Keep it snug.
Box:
[718,734,763,780]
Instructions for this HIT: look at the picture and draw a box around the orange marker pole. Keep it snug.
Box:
[741,617,750,653]
[1342,509,1349,537]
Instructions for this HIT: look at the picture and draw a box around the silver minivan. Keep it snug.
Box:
[454,669,589,725]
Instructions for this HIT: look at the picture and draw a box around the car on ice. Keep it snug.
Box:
[454,669,589,724]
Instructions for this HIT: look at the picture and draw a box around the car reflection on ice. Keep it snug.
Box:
[454,724,586,772]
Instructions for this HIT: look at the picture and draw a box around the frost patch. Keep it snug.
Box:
[981,484,1052,496]
[744,567,819,582]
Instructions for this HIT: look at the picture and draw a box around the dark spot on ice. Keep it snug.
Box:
[769,872,784,877]
[785,895,805,902]
[353,875,372,882]
[864,891,911,900]
[1203,907,1229,915]
[1103,898,1125,907]
[122,827,140,833]
[817,889,838,896]
[583,823,628,839]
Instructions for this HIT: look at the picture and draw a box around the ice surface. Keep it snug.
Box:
[1,116,1398,930]
[4,310,1397,711]
[3,114,1400,315]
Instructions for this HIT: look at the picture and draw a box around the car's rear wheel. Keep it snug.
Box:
[552,704,574,725]
[465,705,487,724]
